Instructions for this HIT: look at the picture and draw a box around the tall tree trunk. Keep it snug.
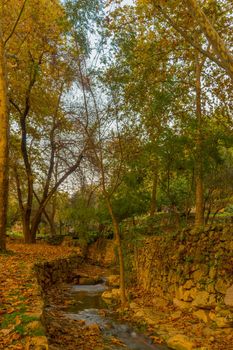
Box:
[13,165,36,243]
[105,195,127,306]
[49,195,57,236]
[22,218,34,244]
[194,53,204,227]
[150,167,158,217]
[34,190,56,236]
[42,206,56,237]
[30,216,40,243]
[0,25,9,251]
[48,215,56,236]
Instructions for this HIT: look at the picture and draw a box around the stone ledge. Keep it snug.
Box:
[29,254,84,349]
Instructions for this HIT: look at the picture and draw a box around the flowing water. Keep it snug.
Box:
[65,280,171,350]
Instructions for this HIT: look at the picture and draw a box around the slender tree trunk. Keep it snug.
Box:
[44,201,56,236]
[13,165,35,243]
[195,174,204,226]
[0,25,9,251]
[49,188,57,236]
[59,221,63,235]
[34,191,56,236]
[194,53,204,227]
[105,195,127,306]
[210,208,221,225]
[42,208,56,236]
[205,206,211,225]
[150,168,158,217]
[48,216,56,236]
[30,216,40,242]
[78,59,127,305]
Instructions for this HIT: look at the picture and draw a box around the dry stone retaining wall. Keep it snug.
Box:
[86,238,117,266]
[35,255,84,292]
[135,225,233,328]
[25,255,83,349]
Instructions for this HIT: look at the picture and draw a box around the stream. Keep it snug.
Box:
[64,279,171,350]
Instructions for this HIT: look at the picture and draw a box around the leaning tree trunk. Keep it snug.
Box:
[44,209,56,236]
[30,214,42,243]
[0,28,9,251]
[49,195,57,236]
[194,53,204,227]
[106,196,127,306]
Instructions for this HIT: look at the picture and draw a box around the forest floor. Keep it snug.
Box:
[1,240,233,350]
[0,239,81,349]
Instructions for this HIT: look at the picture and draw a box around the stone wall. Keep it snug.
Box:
[135,225,233,328]
[35,255,84,292]
[24,254,83,349]
[86,238,117,266]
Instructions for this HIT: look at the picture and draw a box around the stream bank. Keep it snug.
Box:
[85,228,233,350]
[43,264,170,350]
[32,226,233,349]
[130,225,233,350]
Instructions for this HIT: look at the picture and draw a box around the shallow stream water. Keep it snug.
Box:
[65,281,171,350]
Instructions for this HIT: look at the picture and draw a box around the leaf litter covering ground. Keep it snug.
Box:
[0,241,81,349]
[1,242,233,350]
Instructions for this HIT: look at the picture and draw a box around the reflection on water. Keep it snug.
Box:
[69,283,108,312]
[72,283,107,293]
[65,281,170,350]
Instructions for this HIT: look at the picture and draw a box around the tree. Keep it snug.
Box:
[0,17,8,251]
[11,86,86,243]
[194,52,205,226]
[6,0,88,243]
[105,0,232,228]
[6,0,105,244]
[71,59,128,303]
[0,0,28,250]
[88,112,128,305]
[93,127,128,305]
[103,3,195,219]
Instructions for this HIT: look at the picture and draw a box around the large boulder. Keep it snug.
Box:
[72,273,102,285]
[191,291,210,308]
[106,275,120,287]
[215,279,229,294]
[167,334,194,350]
[102,288,121,302]
[173,298,191,310]
[193,310,209,323]
[224,285,233,306]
